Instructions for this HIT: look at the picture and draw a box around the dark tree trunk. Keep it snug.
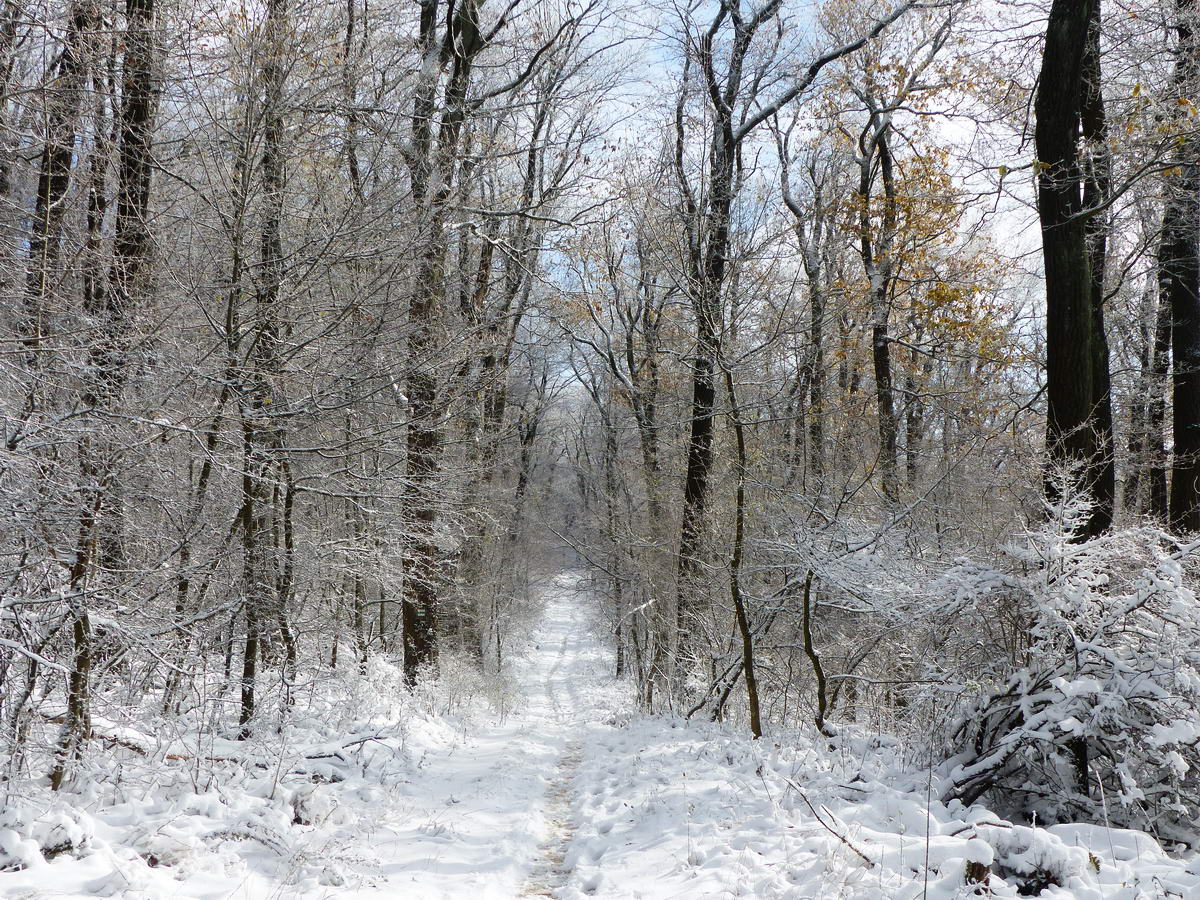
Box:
[23,3,93,339]
[858,121,899,502]
[1036,0,1111,541]
[721,365,762,739]
[1081,0,1116,532]
[675,66,734,679]
[676,347,716,645]
[800,571,830,735]
[401,0,443,683]
[402,0,487,683]
[1168,0,1200,532]
[111,0,156,311]
[237,494,261,740]
[13,1,95,443]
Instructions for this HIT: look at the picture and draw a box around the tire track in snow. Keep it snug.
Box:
[521,591,588,897]
[519,740,582,897]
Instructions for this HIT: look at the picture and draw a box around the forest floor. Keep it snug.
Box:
[3,572,1200,899]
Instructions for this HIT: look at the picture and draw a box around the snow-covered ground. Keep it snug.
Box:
[4,571,1200,898]
[561,718,1200,899]
[339,572,625,900]
[0,572,624,899]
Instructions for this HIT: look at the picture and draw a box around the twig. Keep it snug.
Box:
[795,789,874,868]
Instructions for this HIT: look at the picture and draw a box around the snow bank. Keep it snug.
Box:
[560,717,1200,899]
[0,651,501,898]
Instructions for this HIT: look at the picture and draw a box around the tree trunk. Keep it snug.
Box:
[806,252,825,489]
[721,364,762,738]
[676,91,735,682]
[1081,0,1117,532]
[1036,0,1110,541]
[1125,278,1156,513]
[1148,287,1172,520]
[51,0,156,786]
[402,0,487,683]
[239,0,287,736]
[863,125,899,502]
[14,1,95,438]
[1168,0,1200,532]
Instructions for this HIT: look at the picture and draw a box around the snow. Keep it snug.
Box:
[3,571,1199,899]
[559,716,1200,899]
[332,572,623,900]
[0,572,622,899]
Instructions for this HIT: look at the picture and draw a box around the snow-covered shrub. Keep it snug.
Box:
[940,490,1200,841]
[0,797,95,869]
[759,511,975,736]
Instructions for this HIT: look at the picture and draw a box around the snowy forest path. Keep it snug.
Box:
[0,572,619,900]
[368,570,615,900]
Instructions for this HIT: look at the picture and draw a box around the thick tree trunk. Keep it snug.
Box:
[1160,0,1200,532]
[1081,0,1117,532]
[1036,0,1110,541]
[676,113,734,682]
[402,0,487,683]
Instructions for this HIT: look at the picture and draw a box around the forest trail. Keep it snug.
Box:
[363,571,613,900]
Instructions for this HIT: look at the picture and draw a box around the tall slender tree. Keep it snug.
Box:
[670,0,922,693]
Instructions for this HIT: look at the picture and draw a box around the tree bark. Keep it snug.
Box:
[860,121,899,502]
[239,0,287,736]
[1148,287,1172,520]
[1166,0,1200,532]
[1081,0,1116,532]
[721,363,762,739]
[402,0,491,683]
[1036,0,1111,541]
[13,1,96,442]
[675,36,737,682]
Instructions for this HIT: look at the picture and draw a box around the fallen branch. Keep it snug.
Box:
[778,773,874,869]
[799,794,874,868]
